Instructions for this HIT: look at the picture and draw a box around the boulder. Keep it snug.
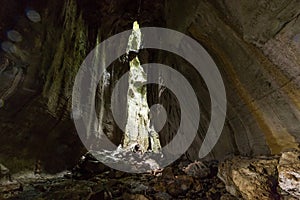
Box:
[183,161,210,178]
[71,152,109,179]
[278,151,300,198]
[0,163,9,175]
[218,156,279,199]
[0,163,11,181]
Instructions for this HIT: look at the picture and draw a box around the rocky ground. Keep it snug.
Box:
[0,154,234,200]
[218,150,300,200]
[0,150,299,200]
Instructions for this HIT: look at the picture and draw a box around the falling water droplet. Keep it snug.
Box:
[7,30,22,42]
[1,41,16,53]
[26,10,41,23]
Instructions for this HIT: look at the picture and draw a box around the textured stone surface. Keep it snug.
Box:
[0,159,231,199]
[0,164,9,176]
[0,163,10,182]
[218,151,300,199]
[163,0,300,161]
[0,0,86,173]
[211,0,300,45]
[1,0,300,173]
[0,0,165,172]
[123,23,161,153]
[278,151,300,198]
[183,161,210,178]
[218,156,279,199]
[0,181,22,194]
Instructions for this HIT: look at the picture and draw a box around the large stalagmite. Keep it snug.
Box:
[122,21,161,153]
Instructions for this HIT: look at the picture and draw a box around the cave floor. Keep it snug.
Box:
[0,160,235,200]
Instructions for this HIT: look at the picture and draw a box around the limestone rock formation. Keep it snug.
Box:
[218,156,279,199]
[211,0,300,45]
[278,151,300,198]
[0,0,300,178]
[123,22,161,153]
[218,151,300,199]
[164,0,300,161]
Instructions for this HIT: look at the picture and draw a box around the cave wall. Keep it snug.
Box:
[1,0,300,172]
[0,0,87,173]
[0,0,165,172]
[163,0,300,160]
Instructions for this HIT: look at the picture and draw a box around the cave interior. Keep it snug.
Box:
[0,0,300,199]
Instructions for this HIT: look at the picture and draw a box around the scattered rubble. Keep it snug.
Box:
[1,150,299,199]
[0,156,231,199]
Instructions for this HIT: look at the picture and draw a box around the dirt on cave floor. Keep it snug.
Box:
[0,156,235,200]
